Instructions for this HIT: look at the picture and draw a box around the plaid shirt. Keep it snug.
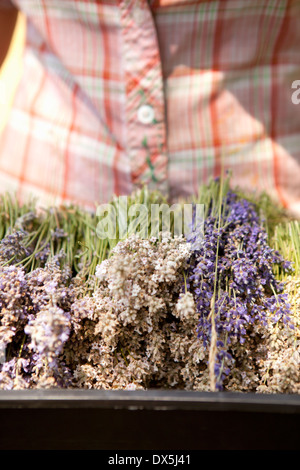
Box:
[0,0,300,213]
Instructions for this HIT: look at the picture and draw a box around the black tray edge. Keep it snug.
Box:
[0,389,300,414]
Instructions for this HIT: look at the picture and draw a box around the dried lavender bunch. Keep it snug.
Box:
[0,263,35,390]
[0,229,32,264]
[24,305,72,387]
[186,188,293,391]
[0,253,75,389]
[0,265,30,353]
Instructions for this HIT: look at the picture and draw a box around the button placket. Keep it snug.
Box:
[118,0,168,194]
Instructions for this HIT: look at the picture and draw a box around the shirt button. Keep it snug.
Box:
[137,104,155,125]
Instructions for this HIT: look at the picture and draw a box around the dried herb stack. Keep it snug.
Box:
[0,179,298,393]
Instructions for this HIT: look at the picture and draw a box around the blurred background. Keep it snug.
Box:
[0,1,25,135]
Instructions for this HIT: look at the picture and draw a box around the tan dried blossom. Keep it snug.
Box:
[64,233,213,390]
[257,276,300,394]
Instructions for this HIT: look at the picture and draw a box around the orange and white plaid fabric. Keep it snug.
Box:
[0,0,300,212]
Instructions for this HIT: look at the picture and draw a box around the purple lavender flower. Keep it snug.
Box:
[35,243,50,264]
[51,228,68,241]
[186,189,293,390]
[25,306,71,368]
[0,229,32,264]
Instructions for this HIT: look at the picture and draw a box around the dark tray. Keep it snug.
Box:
[0,389,300,450]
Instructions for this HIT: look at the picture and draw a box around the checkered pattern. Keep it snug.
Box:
[1,0,300,212]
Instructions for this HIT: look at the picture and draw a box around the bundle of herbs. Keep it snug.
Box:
[0,179,299,393]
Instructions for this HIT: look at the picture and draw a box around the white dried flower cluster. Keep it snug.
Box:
[65,233,211,390]
[223,276,300,394]
[224,323,268,392]
[175,292,197,323]
[170,292,209,390]
[257,277,300,394]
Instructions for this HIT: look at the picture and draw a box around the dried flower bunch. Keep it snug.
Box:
[66,233,195,390]
[0,255,75,389]
[0,180,299,393]
[185,185,294,390]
